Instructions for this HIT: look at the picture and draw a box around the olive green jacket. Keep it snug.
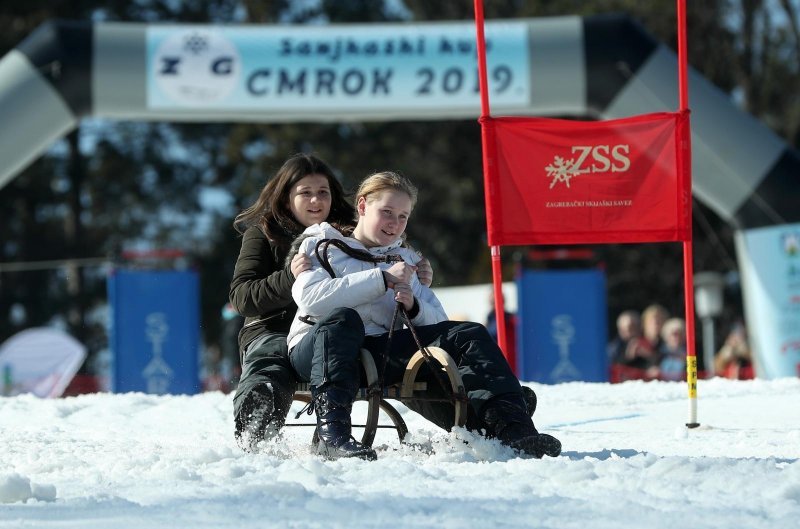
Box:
[229,225,297,351]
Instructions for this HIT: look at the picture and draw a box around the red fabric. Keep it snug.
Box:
[482,111,691,245]
[61,375,100,396]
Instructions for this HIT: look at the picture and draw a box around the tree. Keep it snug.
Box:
[0,1,255,355]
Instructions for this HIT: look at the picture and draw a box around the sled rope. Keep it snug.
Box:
[314,238,404,278]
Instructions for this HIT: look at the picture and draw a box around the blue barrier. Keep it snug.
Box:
[516,269,608,383]
[108,269,200,394]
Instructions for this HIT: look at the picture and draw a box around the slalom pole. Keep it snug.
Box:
[490,246,509,361]
[473,0,510,361]
[684,241,699,427]
[676,0,699,428]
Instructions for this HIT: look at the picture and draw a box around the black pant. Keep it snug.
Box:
[364,319,522,430]
[233,332,297,432]
[290,308,522,431]
[289,308,366,395]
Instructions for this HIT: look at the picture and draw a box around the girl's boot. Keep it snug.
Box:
[312,386,377,461]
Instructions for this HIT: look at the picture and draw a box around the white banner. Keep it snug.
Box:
[736,223,800,378]
[146,22,530,111]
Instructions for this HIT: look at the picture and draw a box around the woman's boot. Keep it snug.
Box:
[522,386,537,416]
[481,393,561,458]
[312,386,377,461]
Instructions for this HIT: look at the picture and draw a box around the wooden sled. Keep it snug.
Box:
[290,347,467,447]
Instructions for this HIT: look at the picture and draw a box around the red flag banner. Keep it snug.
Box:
[482,111,691,245]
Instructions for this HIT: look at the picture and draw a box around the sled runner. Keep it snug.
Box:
[290,347,467,447]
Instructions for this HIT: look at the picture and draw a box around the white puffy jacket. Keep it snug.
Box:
[287,222,447,350]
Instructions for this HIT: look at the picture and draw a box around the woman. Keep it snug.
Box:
[229,154,434,452]
[288,171,561,461]
[651,317,687,381]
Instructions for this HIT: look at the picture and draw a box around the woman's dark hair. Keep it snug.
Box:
[233,153,355,241]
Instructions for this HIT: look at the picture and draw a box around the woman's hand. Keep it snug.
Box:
[393,282,415,311]
[416,256,433,287]
[383,261,417,288]
[290,253,312,278]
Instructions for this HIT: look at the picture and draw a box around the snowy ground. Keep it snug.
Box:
[1,377,799,529]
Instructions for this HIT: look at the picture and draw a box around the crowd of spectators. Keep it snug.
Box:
[607,304,753,382]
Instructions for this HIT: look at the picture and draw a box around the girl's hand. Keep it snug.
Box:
[290,253,311,278]
[383,261,417,288]
[416,256,433,287]
[393,282,415,311]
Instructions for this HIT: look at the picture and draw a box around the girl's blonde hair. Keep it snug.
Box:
[355,171,418,208]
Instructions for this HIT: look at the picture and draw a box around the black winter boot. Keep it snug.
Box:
[235,383,282,452]
[482,393,561,458]
[522,386,537,417]
[313,387,377,461]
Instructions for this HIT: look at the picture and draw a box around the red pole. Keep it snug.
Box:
[491,247,511,367]
[677,0,699,427]
[474,0,491,118]
[473,0,510,363]
[677,0,690,111]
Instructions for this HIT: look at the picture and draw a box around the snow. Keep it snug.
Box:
[1,377,799,529]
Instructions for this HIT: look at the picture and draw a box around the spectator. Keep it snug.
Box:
[714,321,753,379]
[202,343,230,393]
[642,303,670,353]
[607,309,659,381]
[650,317,687,381]
[607,310,642,365]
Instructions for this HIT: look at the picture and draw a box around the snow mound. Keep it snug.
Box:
[0,473,56,503]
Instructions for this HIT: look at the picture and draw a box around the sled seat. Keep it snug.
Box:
[289,347,467,447]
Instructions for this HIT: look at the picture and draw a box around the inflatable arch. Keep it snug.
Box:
[0,15,797,376]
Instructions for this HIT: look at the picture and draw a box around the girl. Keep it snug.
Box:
[229,154,433,452]
[288,171,561,461]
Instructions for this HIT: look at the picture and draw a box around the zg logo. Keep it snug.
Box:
[151,30,240,106]
[545,145,631,189]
